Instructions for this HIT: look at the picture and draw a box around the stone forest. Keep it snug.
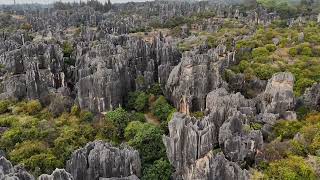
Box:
[0,0,320,179]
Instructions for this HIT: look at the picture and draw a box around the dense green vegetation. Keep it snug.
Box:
[0,84,174,178]
[229,21,320,96]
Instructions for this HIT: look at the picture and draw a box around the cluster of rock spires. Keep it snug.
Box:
[163,72,295,179]
[1,1,319,180]
[0,141,141,180]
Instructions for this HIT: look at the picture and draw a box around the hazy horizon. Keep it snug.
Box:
[0,0,150,5]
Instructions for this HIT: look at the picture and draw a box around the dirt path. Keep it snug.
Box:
[144,113,160,126]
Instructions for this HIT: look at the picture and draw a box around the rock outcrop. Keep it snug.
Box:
[165,46,235,114]
[76,35,180,112]
[163,88,262,179]
[257,72,296,120]
[66,141,141,180]
[182,152,248,180]
[39,169,73,180]
[302,83,320,111]
[0,156,34,180]
[0,43,66,103]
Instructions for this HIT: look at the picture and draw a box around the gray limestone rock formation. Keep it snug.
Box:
[66,141,141,180]
[302,83,320,111]
[182,152,248,180]
[257,72,296,119]
[0,157,34,180]
[163,88,262,179]
[218,112,263,163]
[76,35,180,112]
[0,43,66,103]
[38,169,73,180]
[165,46,235,114]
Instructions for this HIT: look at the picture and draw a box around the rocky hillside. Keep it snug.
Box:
[0,0,320,179]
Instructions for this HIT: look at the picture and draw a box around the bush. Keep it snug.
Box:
[265,44,277,52]
[23,100,42,115]
[9,140,48,163]
[128,123,166,165]
[131,112,146,122]
[105,107,131,139]
[0,100,10,114]
[124,121,144,141]
[301,47,313,56]
[134,92,149,112]
[70,105,80,116]
[151,96,174,122]
[272,120,303,140]
[253,64,278,80]
[128,91,149,111]
[252,47,270,59]
[295,78,315,96]
[62,41,73,57]
[79,111,94,122]
[142,158,173,180]
[238,60,250,73]
[289,47,298,57]
[265,156,316,180]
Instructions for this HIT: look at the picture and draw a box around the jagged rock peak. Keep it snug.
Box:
[66,141,141,180]
[165,46,235,114]
[258,72,296,119]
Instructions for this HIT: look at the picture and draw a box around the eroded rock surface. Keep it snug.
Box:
[302,83,320,111]
[39,169,73,180]
[165,46,235,114]
[182,152,248,180]
[66,141,141,180]
[0,157,34,180]
[257,72,296,119]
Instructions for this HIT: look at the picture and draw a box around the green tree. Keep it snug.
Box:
[105,107,131,139]
[151,96,174,122]
[142,158,173,180]
[128,123,166,165]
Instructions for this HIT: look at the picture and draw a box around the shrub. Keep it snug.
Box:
[124,121,144,141]
[0,100,10,114]
[9,140,48,163]
[253,64,278,80]
[134,92,149,112]
[295,78,315,96]
[128,123,166,165]
[79,111,94,122]
[151,96,174,122]
[70,105,80,116]
[142,158,173,180]
[238,60,250,73]
[147,84,163,96]
[265,156,316,180]
[265,44,277,52]
[301,47,313,56]
[105,107,131,139]
[252,47,270,59]
[62,41,73,57]
[24,100,42,115]
[289,47,298,57]
[272,120,303,140]
[131,112,146,122]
